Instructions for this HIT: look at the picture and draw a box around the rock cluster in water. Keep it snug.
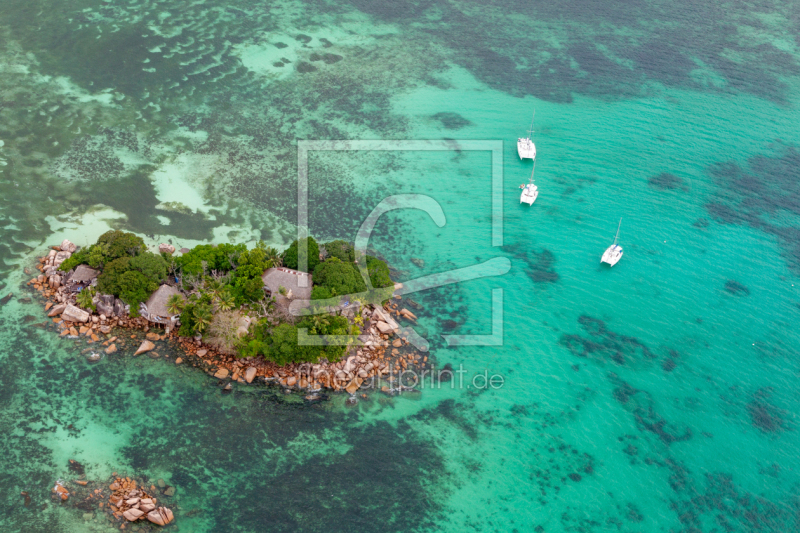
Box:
[45,461,177,528]
[108,476,174,526]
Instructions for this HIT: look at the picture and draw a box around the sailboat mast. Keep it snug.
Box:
[529,160,536,183]
[614,219,621,245]
[528,111,535,138]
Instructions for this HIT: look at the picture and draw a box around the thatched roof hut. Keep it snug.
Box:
[68,265,99,284]
[141,285,184,323]
[262,267,312,302]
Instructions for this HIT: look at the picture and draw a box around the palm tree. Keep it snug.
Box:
[75,288,95,310]
[166,294,185,315]
[204,278,224,300]
[309,314,330,335]
[192,304,213,334]
[264,246,282,268]
[217,289,235,311]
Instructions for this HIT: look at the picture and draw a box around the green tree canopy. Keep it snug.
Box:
[310,286,334,300]
[312,257,367,297]
[365,255,393,288]
[97,230,146,262]
[129,253,168,284]
[59,231,146,271]
[266,323,301,366]
[96,252,168,316]
[97,257,133,296]
[323,240,355,263]
[117,271,158,316]
[175,243,248,276]
[246,317,352,365]
[282,237,320,273]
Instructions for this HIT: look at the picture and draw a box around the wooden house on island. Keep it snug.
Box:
[139,284,185,327]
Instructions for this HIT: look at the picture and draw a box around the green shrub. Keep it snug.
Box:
[310,286,333,300]
[232,276,264,305]
[129,253,168,284]
[175,243,248,276]
[229,261,263,305]
[323,240,354,263]
[59,243,108,271]
[59,249,90,272]
[239,315,354,364]
[117,271,157,317]
[266,323,301,366]
[312,258,367,297]
[365,255,393,288]
[281,237,320,273]
[96,252,167,315]
[239,245,269,272]
[60,231,148,272]
[178,303,197,336]
[97,230,146,262]
[97,257,132,296]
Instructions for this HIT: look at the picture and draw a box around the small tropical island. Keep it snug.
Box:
[28,230,431,398]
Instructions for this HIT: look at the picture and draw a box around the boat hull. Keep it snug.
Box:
[601,245,623,266]
[520,186,538,205]
[517,138,536,160]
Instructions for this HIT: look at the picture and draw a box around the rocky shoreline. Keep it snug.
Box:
[48,461,177,530]
[27,241,437,398]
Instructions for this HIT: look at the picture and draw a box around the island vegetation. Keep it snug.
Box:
[57,230,395,367]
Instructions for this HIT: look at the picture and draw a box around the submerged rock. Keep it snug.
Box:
[123,508,144,521]
[146,507,174,526]
[140,499,156,513]
[724,280,750,296]
[134,340,156,355]
[52,481,69,501]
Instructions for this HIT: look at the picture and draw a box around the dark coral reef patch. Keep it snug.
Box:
[560,315,656,366]
[706,146,800,274]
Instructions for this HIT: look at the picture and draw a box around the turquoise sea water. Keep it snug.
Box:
[1,1,800,531]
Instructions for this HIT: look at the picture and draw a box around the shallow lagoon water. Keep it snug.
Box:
[1,0,799,531]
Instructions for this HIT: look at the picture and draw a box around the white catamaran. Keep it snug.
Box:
[601,219,623,266]
[517,112,536,160]
[520,160,538,205]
